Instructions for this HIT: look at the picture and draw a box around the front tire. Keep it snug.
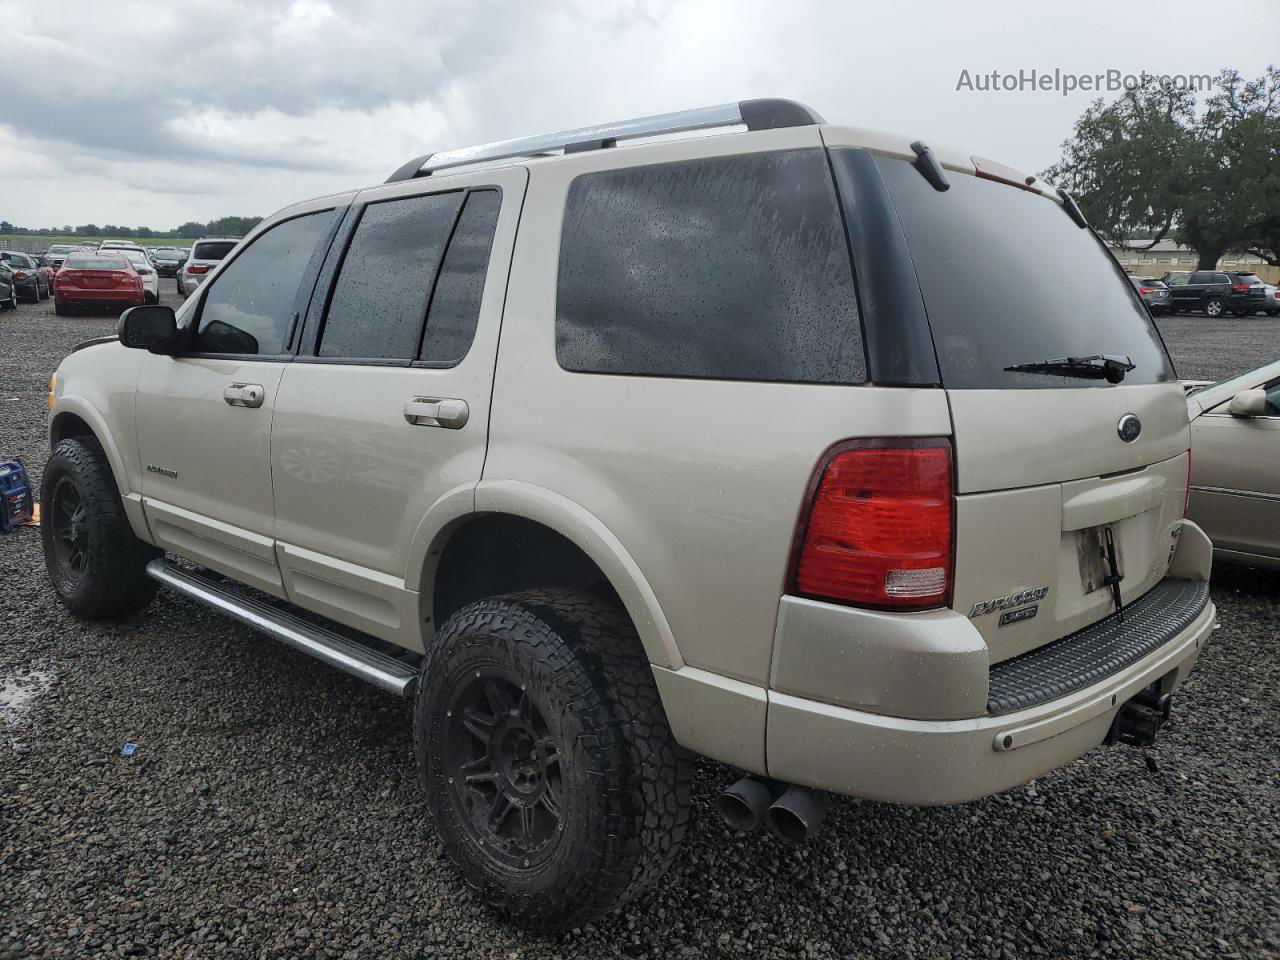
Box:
[416,590,692,929]
[40,437,161,619]
[1204,297,1226,318]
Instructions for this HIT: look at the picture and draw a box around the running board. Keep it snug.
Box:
[146,559,418,697]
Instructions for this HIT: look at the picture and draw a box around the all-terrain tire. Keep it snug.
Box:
[415,589,692,929]
[40,437,161,618]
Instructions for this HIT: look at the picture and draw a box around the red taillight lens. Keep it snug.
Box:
[187,264,209,274]
[1231,283,1249,293]
[14,271,28,280]
[792,439,954,610]
[1273,291,1279,301]
[1139,287,1155,295]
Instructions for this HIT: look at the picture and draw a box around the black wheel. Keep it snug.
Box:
[1204,297,1226,318]
[39,280,50,301]
[40,437,161,618]
[416,590,692,929]
[54,300,69,316]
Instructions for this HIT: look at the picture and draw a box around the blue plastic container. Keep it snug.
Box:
[0,460,35,532]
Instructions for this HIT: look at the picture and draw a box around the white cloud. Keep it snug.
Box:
[0,0,1275,229]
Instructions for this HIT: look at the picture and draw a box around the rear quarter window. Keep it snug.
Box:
[193,241,237,261]
[556,149,865,384]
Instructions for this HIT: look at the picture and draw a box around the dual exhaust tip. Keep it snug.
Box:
[714,777,827,844]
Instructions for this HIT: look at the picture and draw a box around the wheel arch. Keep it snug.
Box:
[49,399,151,541]
[410,481,682,671]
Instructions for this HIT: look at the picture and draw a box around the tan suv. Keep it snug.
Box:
[42,99,1217,928]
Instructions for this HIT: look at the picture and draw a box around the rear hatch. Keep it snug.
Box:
[870,155,1190,663]
[60,257,135,291]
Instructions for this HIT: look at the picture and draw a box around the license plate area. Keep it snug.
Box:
[1076,523,1123,594]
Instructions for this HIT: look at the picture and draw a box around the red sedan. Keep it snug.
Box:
[54,253,145,315]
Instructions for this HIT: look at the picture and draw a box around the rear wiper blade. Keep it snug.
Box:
[1004,354,1135,384]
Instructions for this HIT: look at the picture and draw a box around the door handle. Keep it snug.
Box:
[223,383,265,408]
[403,397,469,429]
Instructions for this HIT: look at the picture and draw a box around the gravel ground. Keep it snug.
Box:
[1,295,1277,959]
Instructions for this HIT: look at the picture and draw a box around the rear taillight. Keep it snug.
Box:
[14,271,28,280]
[1139,287,1155,295]
[791,439,954,610]
[187,264,209,274]
[1231,283,1250,293]
[1273,291,1280,301]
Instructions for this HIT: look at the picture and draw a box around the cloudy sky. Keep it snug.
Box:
[1,0,1275,230]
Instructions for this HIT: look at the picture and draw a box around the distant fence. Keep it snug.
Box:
[0,237,191,254]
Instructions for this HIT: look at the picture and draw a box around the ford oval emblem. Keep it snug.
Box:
[1117,414,1142,443]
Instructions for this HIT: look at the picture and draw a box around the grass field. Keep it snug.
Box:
[0,235,190,252]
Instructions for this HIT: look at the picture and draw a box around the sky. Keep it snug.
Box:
[0,0,1276,231]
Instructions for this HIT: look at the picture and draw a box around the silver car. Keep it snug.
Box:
[179,237,238,296]
[1186,360,1280,568]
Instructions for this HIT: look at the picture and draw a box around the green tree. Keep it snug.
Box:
[1044,65,1280,269]
[75,224,100,236]
[175,221,205,239]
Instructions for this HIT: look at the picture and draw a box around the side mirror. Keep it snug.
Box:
[118,305,180,353]
[1227,388,1267,418]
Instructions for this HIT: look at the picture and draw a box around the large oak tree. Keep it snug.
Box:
[1044,66,1279,269]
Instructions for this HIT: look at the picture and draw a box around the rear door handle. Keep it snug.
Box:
[403,397,469,429]
[223,383,265,408]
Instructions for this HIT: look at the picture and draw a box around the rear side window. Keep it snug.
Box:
[869,155,1175,389]
[318,192,461,360]
[419,189,501,364]
[193,241,237,261]
[556,150,865,384]
[194,211,333,356]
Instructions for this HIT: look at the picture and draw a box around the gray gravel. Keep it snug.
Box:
[2,294,1277,959]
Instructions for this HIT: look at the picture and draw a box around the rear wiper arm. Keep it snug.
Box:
[1004,354,1135,384]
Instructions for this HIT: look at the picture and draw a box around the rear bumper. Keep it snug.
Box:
[765,595,1213,804]
[56,290,144,305]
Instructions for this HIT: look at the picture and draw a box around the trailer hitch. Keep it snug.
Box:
[1105,684,1172,748]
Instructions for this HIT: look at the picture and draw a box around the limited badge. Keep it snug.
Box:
[999,605,1039,627]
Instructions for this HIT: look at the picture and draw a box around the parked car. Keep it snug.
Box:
[1186,360,1280,568]
[1165,269,1267,317]
[117,248,161,303]
[179,237,237,296]
[148,246,188,278]
[43,99,1216,929]
[98,240,145,255]
[1128,275,1171,315]
[43,244,92,272]
[1,251,49,301]
[53,252,145,315]
[1258,279,1280,316]
[0,259,16,309]
[0,251,51,302]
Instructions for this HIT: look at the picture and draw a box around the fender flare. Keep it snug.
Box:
[405,479,683,670]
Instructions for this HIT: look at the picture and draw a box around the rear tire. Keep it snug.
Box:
[54,300,69,316]
[40,437,161,619]
[416,589,692,929]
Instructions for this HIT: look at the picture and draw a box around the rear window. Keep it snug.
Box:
[556,150,865,384]
[65,256,126,270]
[193,241,237,261]
[4,253,34,267]
[870,155,1174,389]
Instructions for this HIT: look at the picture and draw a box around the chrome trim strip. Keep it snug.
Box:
[1191,484,1280,501]
[146,559,418,697]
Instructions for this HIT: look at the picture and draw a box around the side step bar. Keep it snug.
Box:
[146,559,418,697]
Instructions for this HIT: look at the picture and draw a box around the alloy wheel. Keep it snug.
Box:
[50,475,90,588]
[443,667,563,869]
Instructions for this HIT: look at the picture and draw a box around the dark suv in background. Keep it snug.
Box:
[1164,270,1267,317]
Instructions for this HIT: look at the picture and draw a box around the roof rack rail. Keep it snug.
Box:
[384,98,824,183]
